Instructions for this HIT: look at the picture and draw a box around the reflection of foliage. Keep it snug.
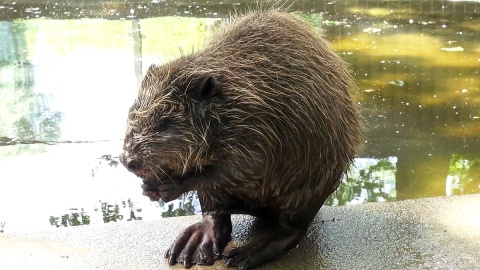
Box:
[99,154,119,168]
[14,117,35,140]
[449,154,480,195]
[0,20,62,156]
[100,202,123,223]
[90,154,119,177]
[369,160,395,171]
[326,159,397,206]
[161,193,197,218]
[95,199,142,223]
[48,199,142,228]
[11,104,62,142]
[49,208,90,227]
[122,199,142,221]
[40,112,62,140]
[465,162,480,194]
[327,179,355,206]
[449,154,471,179]
[362,180,394,202]
[0,21,28,65]
[300,13,324,30]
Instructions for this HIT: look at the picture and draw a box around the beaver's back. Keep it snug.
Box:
[184,11,363,211]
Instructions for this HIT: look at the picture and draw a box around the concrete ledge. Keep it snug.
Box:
[2,195,479,269]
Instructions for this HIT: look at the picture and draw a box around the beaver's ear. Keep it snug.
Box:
[192,76,218,102]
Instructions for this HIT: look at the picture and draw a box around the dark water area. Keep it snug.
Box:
[0,0,479,233]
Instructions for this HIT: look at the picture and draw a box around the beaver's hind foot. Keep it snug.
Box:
[223,226,305,270]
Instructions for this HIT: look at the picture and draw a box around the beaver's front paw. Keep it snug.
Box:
[165,214,232,267]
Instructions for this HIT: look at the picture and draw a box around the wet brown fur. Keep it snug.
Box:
[124,10,362,227]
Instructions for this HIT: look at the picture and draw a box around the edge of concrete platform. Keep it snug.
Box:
[1,195,480,269]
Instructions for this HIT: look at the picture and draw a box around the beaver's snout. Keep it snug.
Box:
[120,151,141,173]
[120,151,181,184]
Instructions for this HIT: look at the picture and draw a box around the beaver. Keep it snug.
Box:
[120,9,362,270]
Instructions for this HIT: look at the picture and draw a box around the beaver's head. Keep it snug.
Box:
[120,61,222,202]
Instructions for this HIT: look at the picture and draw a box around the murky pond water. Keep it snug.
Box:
[0,0,479,233]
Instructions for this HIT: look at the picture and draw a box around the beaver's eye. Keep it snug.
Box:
[157,118,170,131]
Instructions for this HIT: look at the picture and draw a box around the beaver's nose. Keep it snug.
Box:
[120,152,141,172]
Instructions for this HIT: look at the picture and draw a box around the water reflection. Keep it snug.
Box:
[449,156,480,195]
[0,0,479,232]
[49,199,143,227]
[0,21,62,156]
[327,158,397,206]
[160,193,202,218]
[49,208,90,228]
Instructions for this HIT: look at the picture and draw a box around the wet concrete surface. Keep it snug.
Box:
[1,194,479,269]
